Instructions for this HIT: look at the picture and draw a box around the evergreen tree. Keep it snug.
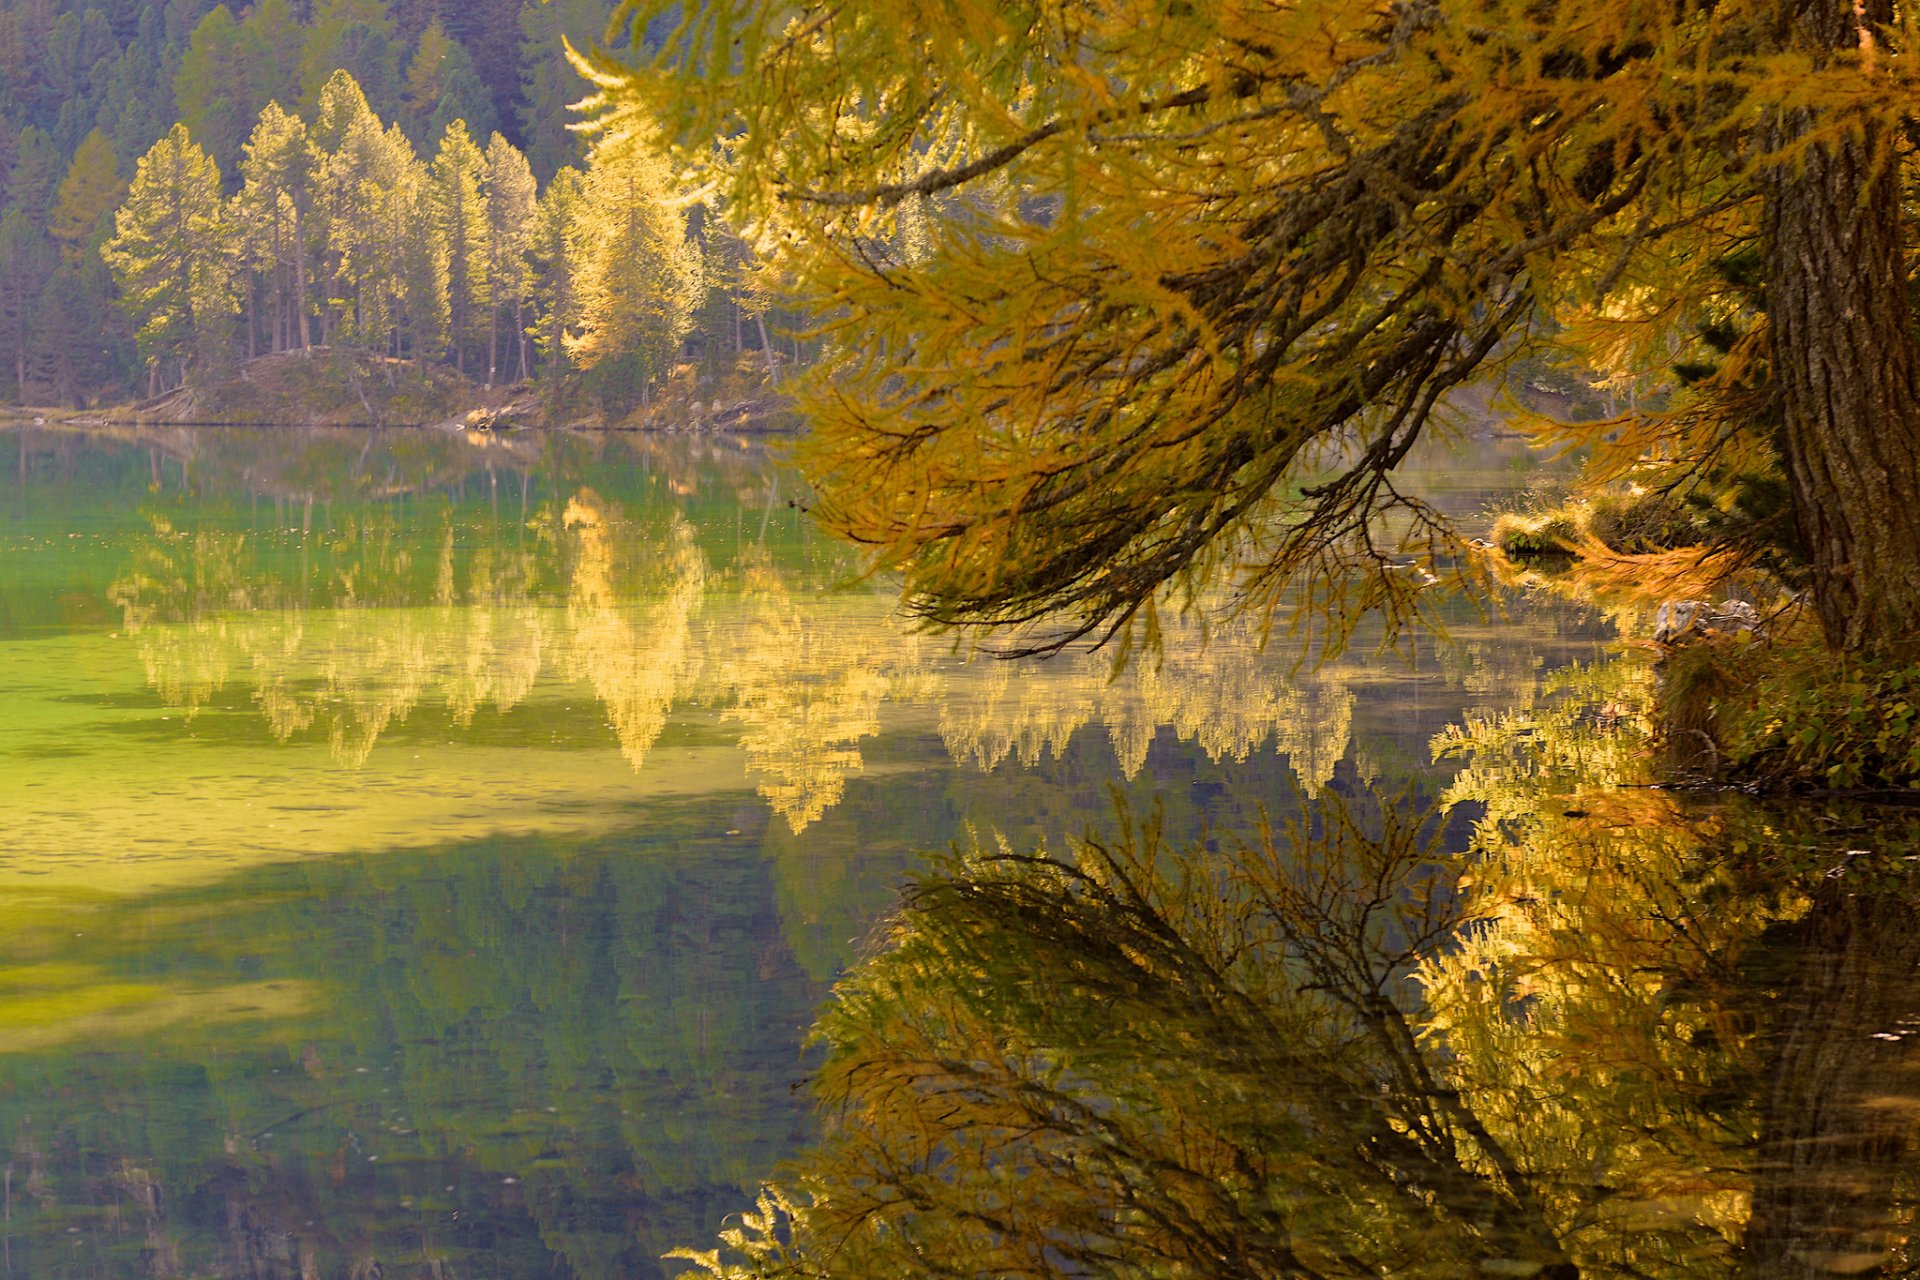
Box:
[234,101,315,352]
[238,0,303,112]
[173,5,252,175]
[0,120,19,212]
[50,129,124,263]
[481,130,532,383]
[314,92,413,352]
[9,126,63,223]
[429,117,486,373]
[400,20,493,146]
[33,259,114,406]
[392,125,447,365]
[102,122,236,391]
[0,207,54,399]
[423,54,495,149]
[564,138,694,407]
[96,42,169,165]
[433,0,517,148]
[300,0,399,121]
[514,0,600,185]
[310,65,376,154]
[527,162,579,378]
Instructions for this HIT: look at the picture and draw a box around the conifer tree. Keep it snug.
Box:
[564,138,694,405]
[8,126,63,223]
[97,43,169,165]
[603,0,1920,656]
[401,19,456,139]
[234,102,315,352]
[527,162,581,377]
[300,0,400,120]
[424,58,497,152]
[102,123,236,392]
[430,118,488,374]
[50,130,124,264]
[0,208,54,399]
[315,97,412,352]
[34,260,116,407]
[393,132,448,366]
[174,5,254,175]
[481,131,534,383]
[514,0,600,184]
[402,21,495,146]
[238,0,303,112]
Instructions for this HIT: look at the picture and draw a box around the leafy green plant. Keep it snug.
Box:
[1698,638,1920,790]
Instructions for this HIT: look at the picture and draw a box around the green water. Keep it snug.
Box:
[0,424,1629,1278]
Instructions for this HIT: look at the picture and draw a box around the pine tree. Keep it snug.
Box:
[315,94,414,352]
[0,208,54,400]
[33,260,114,407]
[429,117,487,374]
[8,126,63,224]
[481,131,533,383]
[392,127,448,366]
[102,122,237,391]
[238,0,303,112]
[514,0,601,184]
[527,162,580,378]
[424,56,497,150]
[401,19,455,142]
[300,0,400,120]
[401,21,495,146]
[96,43,169,166]
[234,102,316,352]
[173,5,253,175]
[564,137,695,407]
[50,131,124,264]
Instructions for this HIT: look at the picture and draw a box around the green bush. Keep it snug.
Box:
[1699,639,1920,790]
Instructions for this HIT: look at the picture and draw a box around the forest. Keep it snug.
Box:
[0,0,771,412]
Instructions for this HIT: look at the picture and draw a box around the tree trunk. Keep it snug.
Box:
[293,205,312,351]
[1765,0,1920,651]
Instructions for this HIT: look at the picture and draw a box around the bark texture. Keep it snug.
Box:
[1765,0,1920,650]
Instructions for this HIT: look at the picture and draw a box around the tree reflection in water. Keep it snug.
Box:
[678,711,1920,1280]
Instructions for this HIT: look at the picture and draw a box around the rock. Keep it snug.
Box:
[1654,598,1761,644]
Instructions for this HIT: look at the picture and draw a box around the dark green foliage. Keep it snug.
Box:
[425,50,496,145]
[581,347,653,414]
[1701,639,1920,791]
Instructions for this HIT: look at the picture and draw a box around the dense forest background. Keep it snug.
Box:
[0,0,776,412]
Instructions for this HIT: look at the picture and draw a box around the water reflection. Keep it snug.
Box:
[679,678,1920,1280]
[0,424,1613,1278]
[96,458,1404,830]
[0,822,817,1279]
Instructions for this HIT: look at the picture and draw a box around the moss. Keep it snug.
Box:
[1490,510,1581,558]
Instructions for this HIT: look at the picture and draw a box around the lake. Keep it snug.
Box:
[3,425,1916,1280]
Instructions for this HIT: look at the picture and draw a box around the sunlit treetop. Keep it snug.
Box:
[583,0,1920,656]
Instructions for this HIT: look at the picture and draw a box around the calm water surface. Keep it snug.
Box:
[3,426,1916,1279]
